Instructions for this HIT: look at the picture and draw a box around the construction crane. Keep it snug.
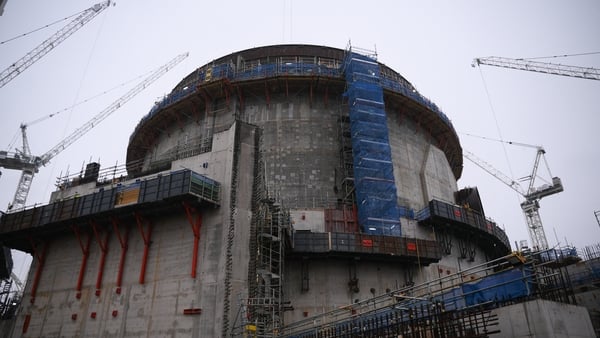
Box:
[0,52,189,211]
[472,56,600,81]
[0,1,113,88]
[463,144,563,250]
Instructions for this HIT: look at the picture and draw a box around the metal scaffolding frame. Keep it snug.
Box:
[278,250,578,337]
[246,198,290,337]
[336,103,355,207]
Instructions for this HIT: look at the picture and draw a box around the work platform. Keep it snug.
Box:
[417,199,511,257]
[0,169,220,253]
[288,231,442,265]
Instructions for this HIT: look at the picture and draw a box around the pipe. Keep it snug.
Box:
[135,212,152,284]
[183,202,202,278]
[72,226,91,292]
[111,217,129,288]
[28,240,48,303]
[139,234,150,284]
[91,220,109,292]
[191,214,202,278]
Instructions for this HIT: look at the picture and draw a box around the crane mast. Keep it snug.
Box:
[0,53,189,211]
[472,56,600,81]
[463,148,563,250]
[0,1,112,88]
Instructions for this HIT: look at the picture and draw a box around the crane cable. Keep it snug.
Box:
[461,131,553,185]
[476,66,515,180]
[42,5,110,202]
[459,132,538,149]
[0,9,85,45]
[521,51,600,60]
[5,69,154,153]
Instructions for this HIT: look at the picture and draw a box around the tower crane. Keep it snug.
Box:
[472,56,600,81]
[0,1,113,88]
[463,144,563,250]
[0,52,189,211]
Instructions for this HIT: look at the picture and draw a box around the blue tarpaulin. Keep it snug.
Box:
[462,268,533,306]
[344,52,401,236]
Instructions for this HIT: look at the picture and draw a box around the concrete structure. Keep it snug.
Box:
[494,299,595,338]
[0,44,591,337]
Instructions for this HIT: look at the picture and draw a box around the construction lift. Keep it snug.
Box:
[0,1,114,88]
[0,52,189,211]
[464,143,563,250]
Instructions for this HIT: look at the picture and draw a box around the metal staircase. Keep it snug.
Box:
[248,198,290,337]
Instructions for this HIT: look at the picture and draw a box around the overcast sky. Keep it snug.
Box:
[1,1,599,276]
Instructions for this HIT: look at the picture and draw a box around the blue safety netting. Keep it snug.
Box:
[344,52,401,236]
[462,267,534,306]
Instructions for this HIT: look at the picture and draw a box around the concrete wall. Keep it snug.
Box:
[241,93,340,209]
[494,299,595,338]
[290,210,325,232]
[387,111,457,210]
[10,123,250,337]
[284,258,416,323]
[14,211,223,337]
[573,289,600,336]
[283,225,495,326]
[26,69,496,336]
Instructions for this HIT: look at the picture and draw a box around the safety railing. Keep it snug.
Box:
[280,252,540,337]
[290,231,442,263]
[0,169,220,235]
[417,199,511,251]
[130,55,457,145]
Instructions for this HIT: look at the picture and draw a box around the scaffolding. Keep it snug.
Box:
[336,106,355,207]
[343,48,401,236]
[0,278,20,320]
[235,127,292,337]
[246,198,290,337]
[278,250,578,337]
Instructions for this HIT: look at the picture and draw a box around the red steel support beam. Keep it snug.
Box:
[201,88,212,114]
[191,103,201,125]
[28,239,48,304]
[222,79,232,109]
[91,220,109,293]
[72,225,92,292]
[309,81,313,108]
[285,78,289,98]
[182,201,202,278]
[174,109,184,131]
[265,81,270,108]
[135,212,152,284]
[235,85,244,113]
[111,216,129,289]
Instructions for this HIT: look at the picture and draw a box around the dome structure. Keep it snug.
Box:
[0,45,513,337]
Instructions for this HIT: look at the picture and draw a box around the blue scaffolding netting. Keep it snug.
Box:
[344,52,401,236]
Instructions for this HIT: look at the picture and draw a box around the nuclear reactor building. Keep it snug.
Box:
[1,44,591,337]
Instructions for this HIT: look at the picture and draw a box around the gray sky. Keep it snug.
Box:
[1,0,599,271]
